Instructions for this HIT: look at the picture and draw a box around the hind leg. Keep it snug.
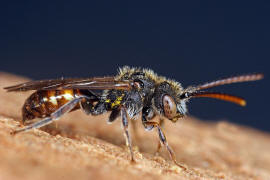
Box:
[12,96,86,135]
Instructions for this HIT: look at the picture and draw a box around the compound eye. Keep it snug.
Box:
[162,95,177,120]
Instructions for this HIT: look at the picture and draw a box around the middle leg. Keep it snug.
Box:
[121,107,134,162]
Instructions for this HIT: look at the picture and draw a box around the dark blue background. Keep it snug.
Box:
[1,1,269,131]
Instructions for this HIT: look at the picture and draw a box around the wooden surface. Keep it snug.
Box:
[0,72,270,180]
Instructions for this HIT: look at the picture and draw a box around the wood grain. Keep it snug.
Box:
[0,72,270,180]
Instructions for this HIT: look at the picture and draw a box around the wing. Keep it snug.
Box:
[4,76,132,92]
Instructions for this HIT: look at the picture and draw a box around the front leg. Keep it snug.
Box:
[156,118,164,155]
[142,106,163,154]
[142,106,155,131]
[144,121,187,170]
[121,107,135,162]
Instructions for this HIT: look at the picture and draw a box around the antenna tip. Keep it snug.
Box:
[240,100,246,106]
[256,73,264,80]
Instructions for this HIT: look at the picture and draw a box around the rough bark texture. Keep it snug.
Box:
[0,72,269,180]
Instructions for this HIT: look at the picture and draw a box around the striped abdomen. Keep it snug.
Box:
[22,89,80,124]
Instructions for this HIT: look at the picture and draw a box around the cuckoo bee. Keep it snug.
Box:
[4,66,263,168]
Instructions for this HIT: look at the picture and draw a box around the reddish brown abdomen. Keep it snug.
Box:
[22,89,79,124]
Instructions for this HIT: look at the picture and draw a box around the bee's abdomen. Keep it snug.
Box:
[22,90,79,124]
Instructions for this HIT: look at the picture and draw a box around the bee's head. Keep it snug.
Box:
[154,73,264,123]
[154,82,187,122]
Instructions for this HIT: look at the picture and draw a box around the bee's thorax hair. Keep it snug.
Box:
[117,66,184,96]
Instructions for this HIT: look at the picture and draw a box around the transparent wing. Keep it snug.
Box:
[4,76,132,92]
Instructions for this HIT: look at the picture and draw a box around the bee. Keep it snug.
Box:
[4,66,263,168]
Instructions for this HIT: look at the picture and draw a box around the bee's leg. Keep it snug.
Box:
[90,101,107,115]
[108,108,120,123]
[121,107,135,162]
[80,99,94,115]
[79,90,100,115]
[12,96,85,135]
[156,118,164,155]
[142,106,155,131]
[144,121,186,170]
[130,119,139,146]
[141,107,163,154]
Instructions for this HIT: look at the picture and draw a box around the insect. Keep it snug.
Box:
[4,66,263,168]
